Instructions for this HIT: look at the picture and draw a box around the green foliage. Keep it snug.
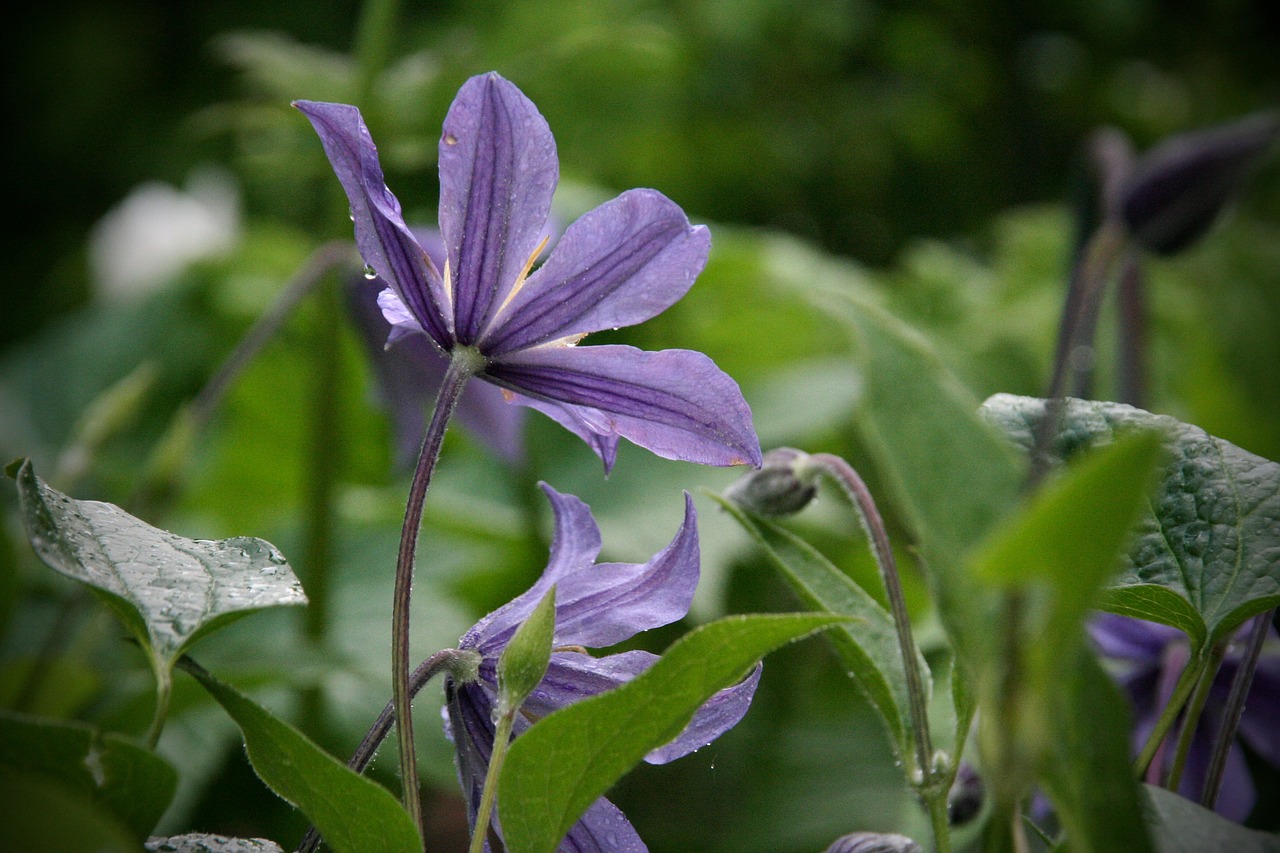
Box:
[981,395,1280,648]
[499,613,848,853]
[1145,785,1280,853]
[0,709,177,839]
[180,659,421,853]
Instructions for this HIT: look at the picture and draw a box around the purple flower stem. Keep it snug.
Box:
[392,349,483,842]
[295,647,481,853]
[1201,609,1275,809]
[1115,253,1148,408]
[809,453,950,853]
[1166,640,1229,792]
[1134,647,1207,778]
[1030,223,1127,488]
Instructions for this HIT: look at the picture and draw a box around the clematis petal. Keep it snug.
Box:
[644,663,761,765]
[462,484,602,651]
[548,492,700,648]
[559,796,648,853]
[482,188,710,355]
[444,681,496,827]
[506,392,621,473]
[294,100,453,349]
[488,344,762,468]
[1233,643,1280,766]
[438,72,558,345]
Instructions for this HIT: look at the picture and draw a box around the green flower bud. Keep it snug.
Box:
[723,447,818,516]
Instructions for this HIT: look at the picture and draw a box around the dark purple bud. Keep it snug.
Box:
[723,447,817,516]
[947,761,984,826]
[822,831,923,853]
[1120,111,1280,255]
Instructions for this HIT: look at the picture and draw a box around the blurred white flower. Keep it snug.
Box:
[90,167,241,300]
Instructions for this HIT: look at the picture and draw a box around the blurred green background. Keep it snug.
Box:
[3,1,1278,850]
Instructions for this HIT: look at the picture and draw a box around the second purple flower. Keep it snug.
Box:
[297,73,761,472]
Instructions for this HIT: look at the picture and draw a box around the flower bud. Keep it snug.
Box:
[822,831,923,853]
[722,447,818,516]
[947,761,984,826]
[1120,111,1280,255]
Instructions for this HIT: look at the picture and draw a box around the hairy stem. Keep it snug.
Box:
[469,710,515,853]
[1134,648,1206,778]
[809,453,947,852]
[1202,610,1275,809]
[391,354,477,839]
[295,647,481,853]
[1166,641,1228,792]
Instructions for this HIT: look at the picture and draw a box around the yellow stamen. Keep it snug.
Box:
[495,233,551,317]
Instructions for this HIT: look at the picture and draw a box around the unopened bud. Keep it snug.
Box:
[722,447,817,516]
[947,761,984,826]
[1120,111,1280,255]
[822,831,923,853]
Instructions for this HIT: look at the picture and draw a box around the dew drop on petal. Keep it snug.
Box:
[363,265,378,280]
[444,133,458,145]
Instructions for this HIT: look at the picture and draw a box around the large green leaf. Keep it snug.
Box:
[829,295,1024,674]
[10,459,307,677]
[980,395,1280,646]
[0,709,177,839]
[179,658,421,853]
[1039,648,1154,853]
[709,491,921,763]
[498,613,848,853]
[0,768,140,853]
[1144,785,1280,853]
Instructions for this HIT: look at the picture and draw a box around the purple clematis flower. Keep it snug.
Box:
[296,73,761,472]
[345,236,526,469]
[444,483,761,851]
[1090,612,1280,821]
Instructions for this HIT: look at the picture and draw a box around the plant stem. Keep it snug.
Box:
[391,354,477,840]
[1166,640,1228,792]
[469,710,515,853]
[1202,609,1275,809]
[808,453,948,853]
[295,647,480,853]
[145,669,173,748]
[1134,647,1206,778]
[1114,253,1148,408]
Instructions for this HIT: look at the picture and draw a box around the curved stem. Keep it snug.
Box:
[145,668,173,748]
[1134,648,1205,778]
[809,453,947,852]
[296,647,480,853]
[1166,641,1228,792]
[391,355,476,839]
[1202,610,1275,809]
[469,710,515,853]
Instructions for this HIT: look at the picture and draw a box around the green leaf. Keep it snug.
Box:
[11,459,307,677]
[0,768,140,853]
[146,833,286,853]
[179,658,421,853]
[1144,784,1280,853]
[709,491,919,762]
[1039,648,1155,853]
[980,395,1280,647]
[497,586,557,717]
[971,431,1164,672]
[0,709,178,839]
[498,613,849,853]
[830,295,1023,672]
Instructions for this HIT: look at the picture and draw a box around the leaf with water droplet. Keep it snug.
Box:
[145,834,285,853]
[9,459,307,680]
[980,395,1280,649]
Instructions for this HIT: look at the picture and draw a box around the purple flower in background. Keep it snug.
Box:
[345,234,526,469]
[1090,612,1280,821]
[445,484,761,850]
[296,73,761,472]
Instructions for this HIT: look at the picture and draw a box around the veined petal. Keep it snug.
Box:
[505,392,621,473]
[549,492,699,648]
[462,484,602,652]
[439,73,558,345]
[644,664,761,765]
[294,100,453,348]
[483,189,710,355]
[488,345,762,468]
[559,797,648,853]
